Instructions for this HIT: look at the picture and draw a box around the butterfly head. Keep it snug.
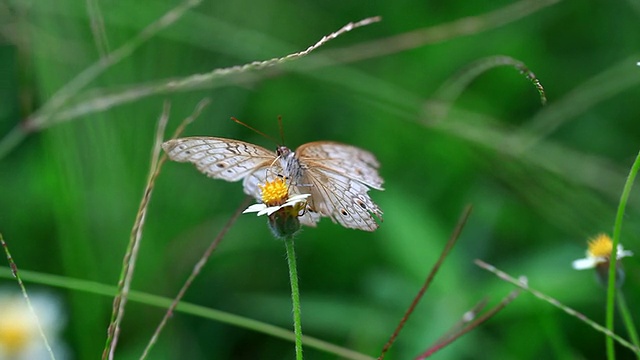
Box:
[276,145,292,158]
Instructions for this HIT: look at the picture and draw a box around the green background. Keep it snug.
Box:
[2,0,640,358]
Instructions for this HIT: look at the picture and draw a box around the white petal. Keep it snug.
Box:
[288,194,311,202]
[283,200,303,207]
[572,258,596,270]
[264,206,283,216]
[283,194,311,207]
[256,205,282,216]
[243,204,267,214]
[616,245,633,259]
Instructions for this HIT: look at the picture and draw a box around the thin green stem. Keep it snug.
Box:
[475,259,640,354]
[0,266,373,360]
[103,101,171,360]
[284,236,304,360]
[1,233,56,360]
[0,0,201,161]
[617,289,640,358]
[378,204,473,360]
[607,149,640,360]
[34,0,202,125]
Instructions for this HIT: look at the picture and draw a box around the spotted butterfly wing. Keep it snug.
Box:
[161,137,277,198]
[293,142,384,231]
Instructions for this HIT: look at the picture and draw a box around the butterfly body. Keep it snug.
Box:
[276,146,305,185]
[163,137,384,231]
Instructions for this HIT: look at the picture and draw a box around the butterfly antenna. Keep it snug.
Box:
[277,115,286,145]
[230,117,278,144]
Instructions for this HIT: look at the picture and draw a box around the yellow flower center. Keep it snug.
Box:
[587,233,613,258]
[0,312,33,354]
[259,178,289,206]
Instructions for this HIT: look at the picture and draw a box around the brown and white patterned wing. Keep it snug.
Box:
[296,167,383,231]
[293,141,384,230]
[162,137,276,188]
[298,208,322,228]
[296,141,384,190]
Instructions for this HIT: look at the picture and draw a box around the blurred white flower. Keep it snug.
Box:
[0,288,67,360]
[572,233,633,270]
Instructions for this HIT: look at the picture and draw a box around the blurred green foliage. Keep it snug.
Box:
[2,0,640,358]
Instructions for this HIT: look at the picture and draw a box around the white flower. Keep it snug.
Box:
[572,233,633,270]
[0,289,67,360]
[243,194,311,216]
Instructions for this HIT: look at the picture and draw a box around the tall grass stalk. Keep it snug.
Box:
[606,149,640,359]
[0,265,373,359]
[378,205,472,359]
[103,102,171,359]
[476,260,640,354]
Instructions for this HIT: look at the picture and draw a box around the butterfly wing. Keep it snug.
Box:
[296,141,383,189]
[298,206,322,228]
[162,137,277,199]
[295,142,384,231]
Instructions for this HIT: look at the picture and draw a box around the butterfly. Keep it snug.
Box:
[162,137,384,231]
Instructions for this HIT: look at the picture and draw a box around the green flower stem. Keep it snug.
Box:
[617,289,640,358]
[1,233,56,360]
[607,149,640,360]
[284,235,304,360]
